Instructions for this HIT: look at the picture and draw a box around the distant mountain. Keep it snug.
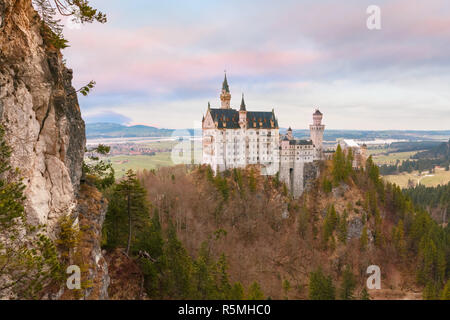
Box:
[87,122,450,141]
[86,123,174,138]
[285,129,450,142]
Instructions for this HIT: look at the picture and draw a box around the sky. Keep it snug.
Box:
[61,0,450,130]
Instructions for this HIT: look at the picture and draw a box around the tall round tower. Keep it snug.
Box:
[220,73,231,109]
[310,109,325,155]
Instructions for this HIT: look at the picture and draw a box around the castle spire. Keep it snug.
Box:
[222,72,230,93]
[240,93,246,111]
[220,72,231,109]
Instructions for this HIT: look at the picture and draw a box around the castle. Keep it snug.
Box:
[202,75,325,198]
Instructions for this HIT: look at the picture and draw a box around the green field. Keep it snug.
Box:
[370,150,420,165]
[108,153,174,178]
[107,147,202,178]
[383,168,450,188]
[140,140,177,150]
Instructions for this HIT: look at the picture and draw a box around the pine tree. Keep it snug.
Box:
[360,287,371,300]
[230,282,245,300]
[365,156,380,185]
[441,280,450,300]
[83,144,115,189]
[308,268,335,300]
[216,254,232,299]
[107,170,149,255]
[136,209,165,298]
[339,266,356,300]
[33,0,68,48]
[32,1,106,48]
[332,144,347,184]
[423,281,438,300]
[360,226,369,251]
[163,221,193,299]
[337,210,348,244]
[392,219,407,259]
[282,279,291,299]
[247,281,265,300]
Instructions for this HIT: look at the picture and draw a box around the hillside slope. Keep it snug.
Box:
[136,159,449,299]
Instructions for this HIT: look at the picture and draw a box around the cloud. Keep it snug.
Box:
[62,0,450,130]
[83,111,132,124]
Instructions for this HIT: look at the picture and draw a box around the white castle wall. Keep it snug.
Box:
[202,83,324,198]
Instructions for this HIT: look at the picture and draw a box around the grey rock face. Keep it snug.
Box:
[0,0,85,233]
[303,161,319,191]
[347,217,363,240]
[0,0,110,299]
[332,183,349,198]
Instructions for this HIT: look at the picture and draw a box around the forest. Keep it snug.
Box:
[94,144,450,299]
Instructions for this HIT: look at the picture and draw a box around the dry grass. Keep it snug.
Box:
[383,167,450,188]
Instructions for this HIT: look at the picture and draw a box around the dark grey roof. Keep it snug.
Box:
[208,108,279,129]
[247,111,279,129]
[314,109,322,116]
[209,108,240,128]
[289,139,313,145]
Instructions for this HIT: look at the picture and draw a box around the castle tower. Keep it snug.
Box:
[220,73,231,109]
[287,127,293,140]
[310,109,325,156]
[239,94,247,128]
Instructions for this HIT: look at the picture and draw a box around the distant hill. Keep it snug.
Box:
[86,122,450,141]
[413,139,450,160]
[286,129,450,142]
[86,123,174,138]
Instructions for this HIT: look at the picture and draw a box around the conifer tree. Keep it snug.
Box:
[105,170,149,255]
[308,268,335,300]
[247,281,265,300]
[360,287,370,300]
[33,1,106,49]
[441,280,450,300]
[83,144,115,190]
[393,219,407,259]
[230,282,245,300]
[337,210,348,244]
[339,266,356,300]
[163,221,193,299]
[332,144,347,184]
[360,226,369,251]
[136,209,164,298]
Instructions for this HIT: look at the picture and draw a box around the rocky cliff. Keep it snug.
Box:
[0,0,84,231]
[0,0,108,299]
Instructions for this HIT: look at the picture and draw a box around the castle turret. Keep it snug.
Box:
[287,127,293,140]
[310,109,325,157]
[239,93,247,128]
[220,73,231,109]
